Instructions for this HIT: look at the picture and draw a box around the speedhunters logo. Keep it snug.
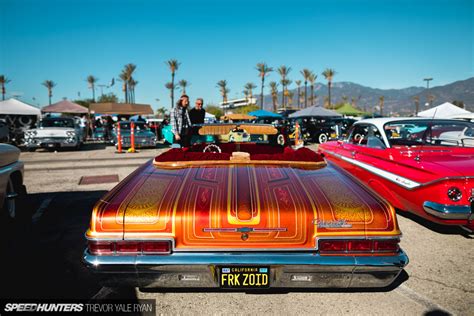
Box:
[4,304,83,312]
[1,300,155,314]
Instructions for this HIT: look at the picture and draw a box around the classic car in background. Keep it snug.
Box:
[84,123,408,289]
[319,118,474,230]
[0,144,25,222]
[0,119,10,143]
[24,117,83,151]
[294,117,356,144]
[111,121,157,148]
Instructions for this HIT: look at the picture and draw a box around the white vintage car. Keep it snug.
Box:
[0,144,25,221]
[25,117,84,151]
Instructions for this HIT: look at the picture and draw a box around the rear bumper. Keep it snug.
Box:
[83,250,408,289]
[423,201,474,220]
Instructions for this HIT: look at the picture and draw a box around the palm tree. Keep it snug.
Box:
[269,81,279,112]
[42,80,56,105]
[413,96,420,115]
[166,59,180,108]
[178,79,189,95]
[216,80,229,105]
[165,82,175,104]
[295,80,302,108]
[86,75,98,102]
[308,72,317,106]
[281,79,292,109]
[244,82,257,104]
[119,71,128,103]
[300,69,312,107]
[277,66,291,107]
[129,78,138,103]
[322,68,336,109]
[256,63,273,109]
[379,96,385,116]
[156,106,167,118]
[0,75,11,101]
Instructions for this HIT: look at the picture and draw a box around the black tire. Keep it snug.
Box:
[27,148,36,152]
[318,133,328,144]
[2,178,17,220]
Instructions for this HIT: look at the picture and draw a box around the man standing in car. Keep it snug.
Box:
[170,94,192,147]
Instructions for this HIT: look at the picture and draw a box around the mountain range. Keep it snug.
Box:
[259,77,474,114]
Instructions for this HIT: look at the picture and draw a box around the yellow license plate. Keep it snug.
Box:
[220,266,270,289]
[330,133,337,138]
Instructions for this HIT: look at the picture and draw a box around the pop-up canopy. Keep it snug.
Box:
[248,109,283,119]
[42,100,88,114]
[0,98,41,116]
[289,105,341,118]
[417,102,471,118]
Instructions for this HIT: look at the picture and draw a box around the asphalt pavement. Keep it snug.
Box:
[0,144,472,315]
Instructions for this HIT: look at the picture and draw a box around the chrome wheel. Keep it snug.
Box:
[318,133,328,143]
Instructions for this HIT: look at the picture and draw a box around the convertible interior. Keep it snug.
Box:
[154,123,325,165]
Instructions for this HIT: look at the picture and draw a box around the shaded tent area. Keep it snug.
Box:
[41,100,88,114]
[417,102,472,118]
[248,109,283,119]
[90,103,153,115]
[335,103,367,116]
[0,99,42,138]
[289,105,341,118]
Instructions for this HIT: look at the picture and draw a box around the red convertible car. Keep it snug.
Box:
[319,118,474,231]
[84,124,408,289]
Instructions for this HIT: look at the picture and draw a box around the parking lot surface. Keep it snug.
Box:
[1,144,472,315]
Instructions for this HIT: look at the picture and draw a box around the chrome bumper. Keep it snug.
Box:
[83,250,408,289]
[423,201,474,220]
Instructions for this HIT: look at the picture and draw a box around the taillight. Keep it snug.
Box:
[318,238,399,255]
[88,240,172,255]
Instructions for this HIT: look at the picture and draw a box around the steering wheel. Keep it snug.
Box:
[203,144,222,153]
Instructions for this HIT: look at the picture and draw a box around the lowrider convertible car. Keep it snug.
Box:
[84,124,408,289]
[319,118,474,231]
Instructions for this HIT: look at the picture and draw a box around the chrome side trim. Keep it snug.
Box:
[323,150,421,189]
[423,201,473,220]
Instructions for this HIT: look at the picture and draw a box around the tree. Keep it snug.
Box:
[235,104,259,114]
[216,80,229,105]
[295,80,302,108]
[322,68,336,109]
[206,105,224,118]
[256,62,273,109]
[243,82,257,104]
[165,82,175,104]
[128,78,138,103]
[277,66,291,107]
[42,80,56,105]
[282,79,292,109]
[86,75,98,102]
[300,69,312,107]
[379,96,385,116]
[413,96,420,115]
[156,106,168,118]
[178,79,189,95]
[308,72,317,106]
[0,75,11,101]
[452,100,465,108]
[166,59,180,108]
[97,93,119,103]
[269,81,279,112]
[119,71,128,103]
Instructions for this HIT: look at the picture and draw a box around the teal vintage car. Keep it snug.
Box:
[112,121,157,148]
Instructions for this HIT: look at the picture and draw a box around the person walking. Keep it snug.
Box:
[170,94,192,147]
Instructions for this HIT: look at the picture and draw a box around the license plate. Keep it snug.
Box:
[219,266,270,289]
[47,143,55,147]
[330,133,337,138]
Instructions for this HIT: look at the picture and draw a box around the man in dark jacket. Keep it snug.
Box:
[189,98,206,125]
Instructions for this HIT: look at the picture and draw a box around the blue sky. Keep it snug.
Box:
[0,0,472,110]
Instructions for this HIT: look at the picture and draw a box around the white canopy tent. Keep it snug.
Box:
[0,98,41,116]
[204,111,216,123]
[417,102,471,118]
